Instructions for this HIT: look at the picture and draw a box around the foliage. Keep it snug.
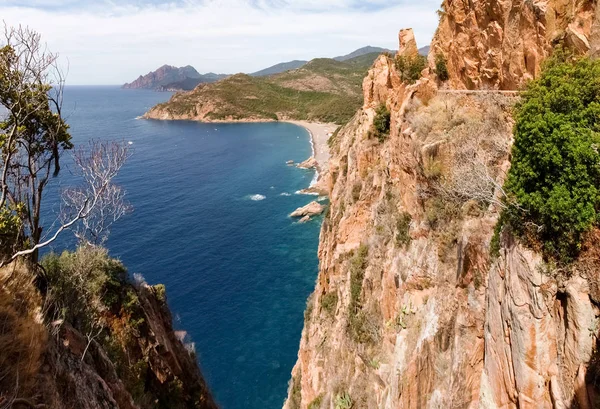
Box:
[153,283,167,304]
[0,205,22,260]
[348,244,369,317]
[153,53,382,125]
[0,29,73,260]
[369,104,391,142]
[396,212,412,247]
[435,54,449,81]
[347,245,379,343]
[504,52,600,260]
[334,392,353,409]
[288,374,302,409]
[43,246,130,332]
[394,54,427,84]
[321,291,338,315]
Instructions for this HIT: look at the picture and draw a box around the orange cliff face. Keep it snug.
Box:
[430,0,600,89]
[282,2,600,409]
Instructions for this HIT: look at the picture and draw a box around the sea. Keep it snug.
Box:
[44,86,322,409]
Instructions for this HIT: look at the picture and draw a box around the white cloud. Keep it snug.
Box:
[1,0,440,85]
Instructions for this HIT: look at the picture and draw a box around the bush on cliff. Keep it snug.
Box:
[394,54,427,84]
[435,54,449,82]
[369,104,391,142]
[504,52,600,260]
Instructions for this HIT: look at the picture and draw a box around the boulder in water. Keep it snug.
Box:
[290,201,325,217]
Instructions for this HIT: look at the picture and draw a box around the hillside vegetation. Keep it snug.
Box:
[502,52,600,261]
[145,53,382,124]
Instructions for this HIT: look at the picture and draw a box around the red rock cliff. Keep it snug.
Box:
[283,3,600,408]
[430,0,600,89]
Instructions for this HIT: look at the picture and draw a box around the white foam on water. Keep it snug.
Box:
[280,192,292,197]
[248,194,266,201]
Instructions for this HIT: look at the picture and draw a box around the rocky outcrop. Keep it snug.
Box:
[0,259,217,409]
[123,66,226,91]
[398,28,418,58]
[290,201,325,218]
[430,0,600,89]
[284,17,600,409]
[123,65,202,90]
[297,157,318,169]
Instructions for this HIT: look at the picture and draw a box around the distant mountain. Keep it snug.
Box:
[334,46,393,62]
[251,60,308,77]
[145,52,383,124]
[156,73,228,91]
[123,65,226,90]
[249,47,394,77]
[418,46,430,56]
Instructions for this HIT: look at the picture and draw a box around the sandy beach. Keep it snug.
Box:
[285,120,337,173]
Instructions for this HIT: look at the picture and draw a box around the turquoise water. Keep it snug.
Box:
[47,86,321,409]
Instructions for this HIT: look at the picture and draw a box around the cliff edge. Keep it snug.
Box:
[283,1,600,407]
[0,247,218,409]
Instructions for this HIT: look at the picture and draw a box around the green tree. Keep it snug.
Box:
[435,54,449,81]
[504,51,600,260]
[0,26,72,261]
[0,26,131,264]
[370,104,391,142]
[394,54,427,84]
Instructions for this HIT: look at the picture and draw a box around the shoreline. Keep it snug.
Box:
[283,120,337,190]
[141,115,336,190]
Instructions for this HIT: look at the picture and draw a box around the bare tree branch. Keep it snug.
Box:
[4,140,131,264]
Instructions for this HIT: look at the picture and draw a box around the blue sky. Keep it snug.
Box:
[1,0,441,85]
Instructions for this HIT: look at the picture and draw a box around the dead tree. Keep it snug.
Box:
[8,140,132,262]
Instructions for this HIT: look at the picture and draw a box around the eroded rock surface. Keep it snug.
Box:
[284,12,600,408]
[430,0,600,89]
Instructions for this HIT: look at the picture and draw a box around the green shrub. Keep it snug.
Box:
[370,104,391,142]
[288,374,302,409]
[335,392,353,409]
[435,54,449,81]
[153,283,167,304]
[504,51,600,261]
[321,291,338,315]
[395,54,427,84]
[396,212,412,247]
[0,205,22,260]
[347,245,378,343]
[348,244,369,316]
[43,246,128,331]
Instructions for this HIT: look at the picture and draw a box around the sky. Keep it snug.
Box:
[1,0,441,85]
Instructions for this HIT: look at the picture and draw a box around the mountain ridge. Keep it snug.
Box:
[143,52,383,124]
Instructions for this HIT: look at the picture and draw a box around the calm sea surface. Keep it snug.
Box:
[45,86,321,409]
